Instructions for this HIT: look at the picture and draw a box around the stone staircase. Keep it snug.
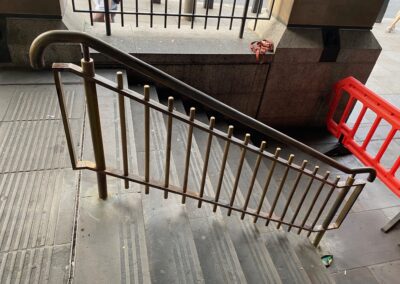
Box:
[0,69,334,283]
[96,73,331,283]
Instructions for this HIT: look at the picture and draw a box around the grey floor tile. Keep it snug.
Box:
[352,179,400,213]
[0,69,82,85]
[331,267,379,284]
[382,206,400,221]
[369,260,400,284]
[324,209,400,271]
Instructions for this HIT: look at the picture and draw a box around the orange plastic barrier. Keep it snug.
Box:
[327,77,400,197]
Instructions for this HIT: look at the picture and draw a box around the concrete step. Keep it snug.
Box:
[167,95,323,283]
[186,106,284,283]
[129,85,204,283]
[286,233,334,284]
[158,94,248,283]
[206,119,333,283]
[73,70,151,283]
[178,97,332,283]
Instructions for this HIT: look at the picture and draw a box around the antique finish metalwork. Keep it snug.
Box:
[30,31,377,246]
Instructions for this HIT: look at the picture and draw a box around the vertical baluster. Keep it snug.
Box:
[213,125,234,212]
[204,0,211,29]
[229,0,237,30]
[182,107,196,204]
[117,72,129,189]
[120,0,124,27]
[227,134,250,216]
[87,0,94,26]
[335,182,365,226]
[150,0,154,28]
[191,0,196,29]
[307,176,341,237]
[81,52,107,199]
[135,0,139,27]
[287,166,319,232]
[241,141,266,219]
[104,0,111,35]
[239,0,250,38]
[312,176,354,247]
[164,0,168,28]
[144,85,150,194]
[252,0,263,30]
[277,160,308,229]
[164,97,174,198]
[178,0,182,28]
[53,71,77,169]
[297,171,330,234]
[198,117,215,208]
[254,147,281,223]
[217,0,224,30]
[265,154,295,226]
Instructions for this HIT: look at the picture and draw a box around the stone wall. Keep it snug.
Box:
[273,0,384,28]
[0,0,63,17]
[256,28,381,128]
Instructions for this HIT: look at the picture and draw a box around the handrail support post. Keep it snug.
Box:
[81,57,108,199]
[312,176,354,247]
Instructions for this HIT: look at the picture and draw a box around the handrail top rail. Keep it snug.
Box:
[29,30,376,182]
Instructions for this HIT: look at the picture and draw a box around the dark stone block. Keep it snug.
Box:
[0,17,11,63]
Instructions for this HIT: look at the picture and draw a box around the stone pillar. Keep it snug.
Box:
[1,0,81,67]
[0,0,64,17]
[254,0,383,128]
[184,0,197,20]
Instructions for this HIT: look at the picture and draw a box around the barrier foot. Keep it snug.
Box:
[324,142,352,157]
[381,211,400,233]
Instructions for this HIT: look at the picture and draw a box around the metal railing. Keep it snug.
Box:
[30,31,376,247]
[71,0,275,38]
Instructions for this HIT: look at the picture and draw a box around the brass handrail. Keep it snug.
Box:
[29,30,376,182]
[48,59,366,247]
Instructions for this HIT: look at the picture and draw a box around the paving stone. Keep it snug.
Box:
[0,169,77,282]
[323,209,400,272]
[369,260,400,284]
[331,267,379,284]
[73,192,151,284]
[382,206,400,221]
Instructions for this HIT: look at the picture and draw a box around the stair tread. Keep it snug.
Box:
[130,85,205,283]
[170,99,318,283]
[77,79,334,283]
[189,105,331,283]
[158,94,248,283]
